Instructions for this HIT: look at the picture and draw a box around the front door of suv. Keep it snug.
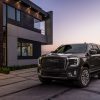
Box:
[88,44,99,72]
[96,45,100,71]
[92,44,100,71]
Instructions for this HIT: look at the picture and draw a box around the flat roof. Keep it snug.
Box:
[20,0,48,17]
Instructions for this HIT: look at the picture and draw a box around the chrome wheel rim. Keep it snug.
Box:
[81,69,90,86]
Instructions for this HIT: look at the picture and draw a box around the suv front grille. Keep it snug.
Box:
[41,57,66,70]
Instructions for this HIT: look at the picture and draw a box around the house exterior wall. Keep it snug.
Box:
[7,24,43,66]
[0,0,53,66]
[45,11,53,44]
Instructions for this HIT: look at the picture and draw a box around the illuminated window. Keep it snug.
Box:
[22,43,33,56]
[18,40,33,58]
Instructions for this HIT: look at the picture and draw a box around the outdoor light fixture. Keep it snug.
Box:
[18,1,21,3]
[5,0,9,3]
[16,0,21,4]
[15,0,21,9]
[26,7,31,14]
[35,12,40,18]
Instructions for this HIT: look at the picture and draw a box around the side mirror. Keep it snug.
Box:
[89,49,97,55]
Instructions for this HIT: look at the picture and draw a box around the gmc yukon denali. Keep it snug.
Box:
[37,43,100,87]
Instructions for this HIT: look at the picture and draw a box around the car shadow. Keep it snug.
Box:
[40,75,100,88]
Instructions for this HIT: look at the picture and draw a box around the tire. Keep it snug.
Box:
[77,67,90,87]
[39,77,52,84]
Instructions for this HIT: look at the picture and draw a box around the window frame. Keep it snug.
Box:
[16,9,21,22]
[7,5,16,20]
[7,5,21,22]
[18,38,34,59]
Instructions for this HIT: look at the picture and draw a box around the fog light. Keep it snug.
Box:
[74,70,77,75]
[68,73,73,77]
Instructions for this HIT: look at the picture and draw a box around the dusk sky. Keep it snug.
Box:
[32,0,100,53]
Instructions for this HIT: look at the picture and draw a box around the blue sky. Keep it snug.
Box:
[31,0,100,53]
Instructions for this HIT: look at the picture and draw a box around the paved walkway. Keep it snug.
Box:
[1,68,100,100]
[0,68,40,97]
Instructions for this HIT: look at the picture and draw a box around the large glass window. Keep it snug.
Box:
[18,40,33,58]
[41,21,45,35]
[8,6,15,20]
[22,43,33,56]
[16,10,21,22]
[34,18,45,34]
[34,18,40,29]
[7,5,21,22]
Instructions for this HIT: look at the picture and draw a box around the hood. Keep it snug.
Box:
[45,53,86,58]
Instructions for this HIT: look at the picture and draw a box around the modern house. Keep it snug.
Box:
[0,0,53,66]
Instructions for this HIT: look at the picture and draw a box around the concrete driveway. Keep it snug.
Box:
[0,68,100,100]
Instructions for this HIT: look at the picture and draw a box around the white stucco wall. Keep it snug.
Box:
[7,24,45,66]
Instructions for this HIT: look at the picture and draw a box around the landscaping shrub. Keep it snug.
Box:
[0,67,10,74]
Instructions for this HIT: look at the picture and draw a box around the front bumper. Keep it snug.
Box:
[38,68,79,80]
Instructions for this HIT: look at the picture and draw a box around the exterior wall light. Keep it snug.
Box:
[26,7,31,14]
[15,0,21,9]
[35,12,40,19]
[5,0,9,3]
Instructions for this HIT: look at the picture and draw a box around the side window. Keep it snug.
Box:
[97,45,100,54]
[98,45,100,49]
[92,45,98,50]
[92,44,99,54]
[88,44,93,50]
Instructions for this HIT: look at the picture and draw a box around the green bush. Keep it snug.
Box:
[0,67,10,74]
[8,64,36,71]
[0,64,37,74]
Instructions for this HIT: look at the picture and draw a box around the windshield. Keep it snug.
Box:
[54,44,87,53]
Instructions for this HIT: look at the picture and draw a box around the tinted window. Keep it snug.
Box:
[97,45,100,50]
[88,44,93,50]
[92,45,99,50]
[8,6,15,20]
[54,44,87,53]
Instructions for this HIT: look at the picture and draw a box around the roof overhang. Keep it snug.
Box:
[20,0,48,17]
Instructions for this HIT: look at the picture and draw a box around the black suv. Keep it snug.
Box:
[37,43,100,87]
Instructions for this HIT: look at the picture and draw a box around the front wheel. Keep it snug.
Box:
[77,67,90,87]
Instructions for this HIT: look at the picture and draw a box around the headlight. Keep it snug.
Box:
[68,57,80,67]
[38,57,42,65]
